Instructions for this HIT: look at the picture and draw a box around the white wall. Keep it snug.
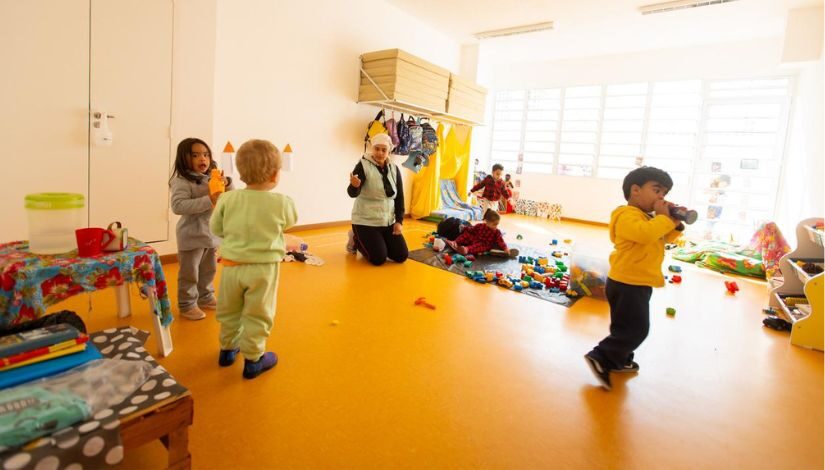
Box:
[211,0,461,228]
[151,0,218,256]
[474,37,819,224]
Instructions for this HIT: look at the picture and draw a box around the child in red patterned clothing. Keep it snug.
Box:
[445,210,518,257]
[469,163,510,214]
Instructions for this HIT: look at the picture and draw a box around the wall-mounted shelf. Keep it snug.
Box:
[357,49,485,127]
[357,97,483,126]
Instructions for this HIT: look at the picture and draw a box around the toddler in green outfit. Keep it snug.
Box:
[210,139,298,379]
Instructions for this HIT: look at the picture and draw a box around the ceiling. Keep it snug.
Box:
[385,0,823,63]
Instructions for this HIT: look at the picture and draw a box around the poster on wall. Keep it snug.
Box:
[711,162,722,173]
[516,163,523,175]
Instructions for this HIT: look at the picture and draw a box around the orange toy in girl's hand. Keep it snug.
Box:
[209,168,225,196]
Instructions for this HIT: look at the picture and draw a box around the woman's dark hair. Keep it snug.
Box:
[169,137,215,185]
[622,166,673,201]
[483,209,501,223]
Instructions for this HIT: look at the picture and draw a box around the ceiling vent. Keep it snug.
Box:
[639,0,741,15]
[474,21,554,40]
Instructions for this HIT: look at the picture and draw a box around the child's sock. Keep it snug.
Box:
[243,351,278,379]
[218,348,240,367]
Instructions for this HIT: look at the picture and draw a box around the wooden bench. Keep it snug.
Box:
[120,392,194,469]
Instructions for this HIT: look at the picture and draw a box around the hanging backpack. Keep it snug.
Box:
[420,118,438,157]
[385,113,400,151]
[407,116,423,156]
[364,110,387,151]
[396,113,411,155]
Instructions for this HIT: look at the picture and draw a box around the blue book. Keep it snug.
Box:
[0,344,102,390]
[0,324,81,359]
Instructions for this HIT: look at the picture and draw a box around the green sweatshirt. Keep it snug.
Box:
[210,189,298,263]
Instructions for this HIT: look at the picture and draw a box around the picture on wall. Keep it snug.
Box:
[740,159,759,170]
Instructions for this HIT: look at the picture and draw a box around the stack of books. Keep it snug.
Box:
[0,324,102,389]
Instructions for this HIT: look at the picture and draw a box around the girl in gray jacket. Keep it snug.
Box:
[169,138,233,320]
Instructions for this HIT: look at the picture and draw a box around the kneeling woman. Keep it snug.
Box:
[346,133,409,266]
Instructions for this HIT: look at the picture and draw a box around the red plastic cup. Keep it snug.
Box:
[75,228,113,257]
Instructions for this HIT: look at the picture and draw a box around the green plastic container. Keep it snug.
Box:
[24,193,85,254]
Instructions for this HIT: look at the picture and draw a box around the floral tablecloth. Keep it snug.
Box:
[0,240,172,327]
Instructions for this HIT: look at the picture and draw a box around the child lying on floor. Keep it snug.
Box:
[445,209,518,257]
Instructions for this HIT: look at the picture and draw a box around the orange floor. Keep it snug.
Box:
[49,216,823,469]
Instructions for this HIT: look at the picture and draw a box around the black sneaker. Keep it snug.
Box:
[584,353,612,390]
[614,360,640,373]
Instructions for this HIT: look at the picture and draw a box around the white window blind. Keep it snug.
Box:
[488,76,793,241]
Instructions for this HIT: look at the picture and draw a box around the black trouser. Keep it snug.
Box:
[352,224,409,266]
[591,278,652,369]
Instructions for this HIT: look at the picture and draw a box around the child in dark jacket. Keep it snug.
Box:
[445,210,517,257]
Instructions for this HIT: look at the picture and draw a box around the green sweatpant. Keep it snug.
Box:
[216,262,280,361]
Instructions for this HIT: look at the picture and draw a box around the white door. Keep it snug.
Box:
[0,0,90,242]
[89,0,173,242]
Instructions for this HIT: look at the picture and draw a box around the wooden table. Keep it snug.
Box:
[120,392,194,469]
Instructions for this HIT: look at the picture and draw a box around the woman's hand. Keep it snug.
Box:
[221,170,229,187]
[350,173,361,188]
[392,223,403,235]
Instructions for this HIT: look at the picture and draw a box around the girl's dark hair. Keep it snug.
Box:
[169,137,215,185]
[483,209,501,223]
[622,166,673,200]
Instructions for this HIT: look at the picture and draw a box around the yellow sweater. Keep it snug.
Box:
[608,206,682,288]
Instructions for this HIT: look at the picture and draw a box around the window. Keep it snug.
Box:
[597,82,648,180]
[644,80,702,204]
[490,90,525,168]
[558,85,601,176]
[523,89,561,174]
[488,76,793,241]
[690,78,791,241]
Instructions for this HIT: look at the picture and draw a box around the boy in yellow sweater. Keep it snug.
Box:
[585,167,684,390]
